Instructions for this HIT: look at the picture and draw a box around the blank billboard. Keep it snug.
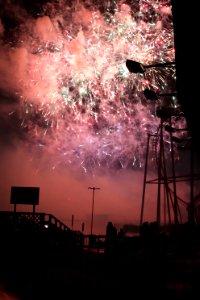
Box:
[10,186,40,205]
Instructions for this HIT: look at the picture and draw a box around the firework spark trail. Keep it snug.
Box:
[0,0,179,174]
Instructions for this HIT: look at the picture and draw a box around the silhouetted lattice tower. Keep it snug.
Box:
[140,106,199,227]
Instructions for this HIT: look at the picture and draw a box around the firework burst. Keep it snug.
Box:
[0,0,180,174]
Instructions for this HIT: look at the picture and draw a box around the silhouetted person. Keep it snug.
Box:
[140,221,149,239]
[105,222,117,254]
[117,228,125,239]
[106,222,117,238]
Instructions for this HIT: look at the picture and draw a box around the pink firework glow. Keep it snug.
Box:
[0,0,194,234]
[0,0,179,174]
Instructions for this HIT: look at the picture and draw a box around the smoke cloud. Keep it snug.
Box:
[0,0,193,233]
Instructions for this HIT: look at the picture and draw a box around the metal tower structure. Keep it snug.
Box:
[125,59,200,228]
[140,107,200,227]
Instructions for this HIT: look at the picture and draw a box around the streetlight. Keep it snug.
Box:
[141,88,180,226]
[126,59,184,227]
[143,87,197,225]
[126,59,176,74]
[127,58,200,227]
[88,187,100,235]
[143,88,177,101]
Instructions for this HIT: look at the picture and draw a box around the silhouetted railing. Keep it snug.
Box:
[0,211,71,231]
[0,210,85,247]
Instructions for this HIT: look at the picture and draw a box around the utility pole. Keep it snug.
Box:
[88,187,100,235]
[71,214,74,230]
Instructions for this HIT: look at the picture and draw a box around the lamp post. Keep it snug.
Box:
[88,187,100,235]
[143,87,195,226]
[126,59,181,227]
[126,58,200,227]
[126,59,176,74]
[143,88,180,226]
[143,89,177,101]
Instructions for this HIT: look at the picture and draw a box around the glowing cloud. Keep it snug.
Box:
[0,0,177,175]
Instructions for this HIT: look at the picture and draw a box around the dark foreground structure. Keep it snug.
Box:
[172,0,200,161]
[1,211,200,299]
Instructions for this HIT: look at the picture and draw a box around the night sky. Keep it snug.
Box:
[0,0,194,234]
